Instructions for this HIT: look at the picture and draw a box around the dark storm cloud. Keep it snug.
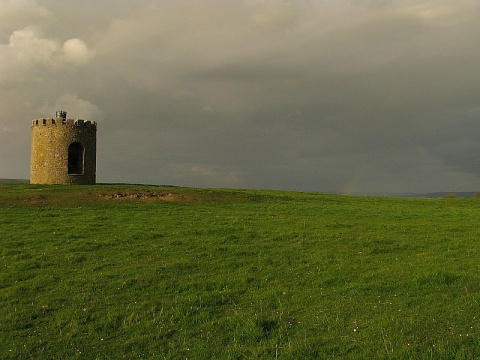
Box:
[1,0,480,193]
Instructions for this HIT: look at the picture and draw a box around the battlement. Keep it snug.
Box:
[31,118,97,128]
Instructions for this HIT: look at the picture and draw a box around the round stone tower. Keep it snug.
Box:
[30,111,97,185]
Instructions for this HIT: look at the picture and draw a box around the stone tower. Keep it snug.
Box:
[30,111,97,185]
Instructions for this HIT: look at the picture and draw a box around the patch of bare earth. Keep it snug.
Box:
[23,196,49,206]
[99,190,192,202]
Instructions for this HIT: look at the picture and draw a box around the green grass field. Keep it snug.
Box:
[1,183,480,359]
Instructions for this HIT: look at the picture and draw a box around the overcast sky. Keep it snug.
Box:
[1,0,480,194]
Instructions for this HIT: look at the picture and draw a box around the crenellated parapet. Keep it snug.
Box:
[31,118,97,128]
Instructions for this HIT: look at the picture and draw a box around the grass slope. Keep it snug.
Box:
[1,184,480,359]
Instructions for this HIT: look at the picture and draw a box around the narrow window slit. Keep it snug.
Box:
[68,142,84,175]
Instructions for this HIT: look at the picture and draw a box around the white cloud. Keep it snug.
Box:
[61,38,96,66]
[246,0,301,29]
[5,26,95,67]
[0,26,95,89]
[37,94,103,122]
[8,26,59,65]
[0,26,95,71]
[398,1,479,24]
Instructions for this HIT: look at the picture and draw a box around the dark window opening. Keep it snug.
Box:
[68,142,84,175]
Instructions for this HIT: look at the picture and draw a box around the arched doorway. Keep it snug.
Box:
[68,142,84,175]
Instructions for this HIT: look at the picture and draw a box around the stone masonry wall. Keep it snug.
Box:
[30,118,97,185]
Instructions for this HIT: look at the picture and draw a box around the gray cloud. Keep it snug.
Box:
[1,0,480,193]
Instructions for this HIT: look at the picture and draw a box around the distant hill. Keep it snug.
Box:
[0,179,29,184]
[0,180,477,198]
[397,192,479,198]
[356,191,480,198]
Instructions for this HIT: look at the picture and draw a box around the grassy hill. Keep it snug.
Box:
[1,183,480,359]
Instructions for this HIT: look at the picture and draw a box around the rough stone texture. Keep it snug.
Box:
[30,117,97,185]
